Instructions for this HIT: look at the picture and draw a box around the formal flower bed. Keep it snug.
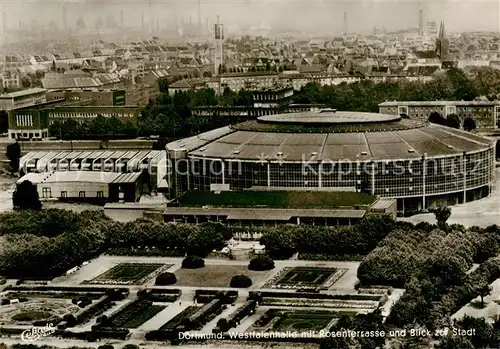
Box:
[320,269,348,289]
[83,263,173,286]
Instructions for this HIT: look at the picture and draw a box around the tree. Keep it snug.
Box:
[122,345,139,349]
[477,283,492,307]
[463,117,476,131]
[155,272,177,285]
[12,181,42,210]
[428,112,448,126]
[62,314,76,327]
[0,110,8,133]
[319,337,356,349]
[436,335,474,349]
[260,228,297,259]
[248,256,275,271]
[446,114,460,129]
[6,141,21,172]
[431,205,451,229]
[51,60,56,72]
[95,315,109,325]
[230,275,252,288]
[182,256,205,269]
[216,318,229,332]
[98,345,114,349]
[158,77,169,94]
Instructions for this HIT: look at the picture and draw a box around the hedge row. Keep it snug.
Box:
[213,300,257,333]
[259,216,396,259]
[194,290,238,304]
[137,289,181,302]
[146,300,224,342]
[73,290,127,326]
[188,299,224,330]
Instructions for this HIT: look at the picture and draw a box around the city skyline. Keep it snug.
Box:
[0,0,498,35]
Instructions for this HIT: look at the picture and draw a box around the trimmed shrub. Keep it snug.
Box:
[155,272,177,286]
[217,318,229,332]
[230,275,252,288]
[182,256,205,269]
[248,256,275,271]
[62,314,76,327]
[98,345,114,349]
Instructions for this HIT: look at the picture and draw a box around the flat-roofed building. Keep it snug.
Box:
[220,72,280,92]
[0,88,47,111]
[8,105,141,140]
[17,171,143,203]
[378,100,500,129]
[18,150,167,194]
[47,89,126,106]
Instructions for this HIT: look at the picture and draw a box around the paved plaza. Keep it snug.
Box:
[401,168,500,228]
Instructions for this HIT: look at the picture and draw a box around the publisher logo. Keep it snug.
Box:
[21,324,56,342]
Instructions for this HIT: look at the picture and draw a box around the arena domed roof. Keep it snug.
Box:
[258,109,401,124]
[167,110,495,162]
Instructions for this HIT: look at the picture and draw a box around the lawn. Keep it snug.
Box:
[174,265,272,288]
[178,191,375,209]
[108,301,166,328]
[275,267,337,287]
[87,263,167,285]
[159,306,199,330]
[11,311,52,322]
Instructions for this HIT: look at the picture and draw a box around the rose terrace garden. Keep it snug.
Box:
[263,266,347,290]
[5,209,492,347]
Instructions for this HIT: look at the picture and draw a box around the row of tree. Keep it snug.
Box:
[294,67,500,111]
[0,209,232,278]
[357,225,478,288]
[45,67,497,142]
[259,216,396,260]
[49,88,252,141]
[428,112,477,131]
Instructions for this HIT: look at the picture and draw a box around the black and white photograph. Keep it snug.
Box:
[0,0,499,348]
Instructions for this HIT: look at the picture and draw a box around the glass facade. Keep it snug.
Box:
[169,145,495,205]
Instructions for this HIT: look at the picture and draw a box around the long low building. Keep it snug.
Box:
[378,100,500,129]
[8,105,141,140]
[163,207,366,226]
[17,171,143,203]
[19,150,167,192]
[162,197,396,227]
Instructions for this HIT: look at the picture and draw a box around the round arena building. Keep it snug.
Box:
[166,109,495,211]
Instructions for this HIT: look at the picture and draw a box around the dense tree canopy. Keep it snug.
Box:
[0,210,230,278]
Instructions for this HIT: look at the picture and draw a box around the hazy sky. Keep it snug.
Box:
[1,0,499,34]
